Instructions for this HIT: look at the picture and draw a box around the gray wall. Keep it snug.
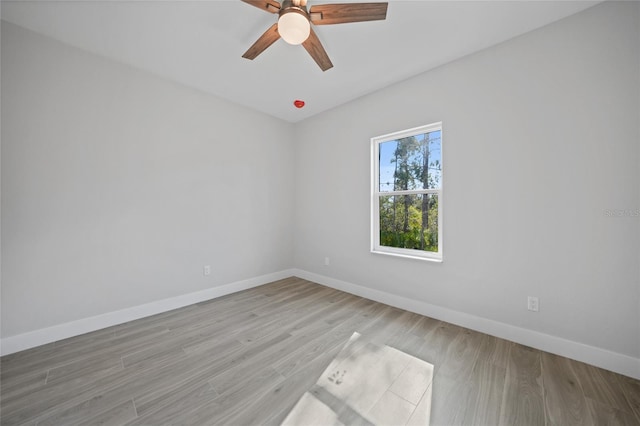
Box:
[294,1,640,360]
[1,1,639,369]
[1,21,295,337]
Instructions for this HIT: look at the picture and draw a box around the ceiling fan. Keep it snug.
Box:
[241,0,388,71]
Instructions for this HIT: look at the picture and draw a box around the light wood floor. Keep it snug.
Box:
[1,277,639,425]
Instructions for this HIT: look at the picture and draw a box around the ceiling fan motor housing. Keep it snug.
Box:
[281,0,309,14]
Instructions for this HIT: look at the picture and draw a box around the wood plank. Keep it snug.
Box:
[570,359,636,416]
[270,308,378,378]
[474,333,511,369]
[155,368,285,425]
[437,327,484,380]
[218,346,340,426]
[37,395,138,426]
[465,362,507,425]
[0,370,48,402]
[541,351,593,425]
[82,399,138,426]
[45,353,123,386]
[615,373,640,422]
[430,372,476,425]
[128,382,219,424]
[586,397,640,426]
[498,343,545,426]
[417,321,462,371]
[407,315,441,339]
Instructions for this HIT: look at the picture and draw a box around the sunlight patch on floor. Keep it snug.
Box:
[282,332,434,426]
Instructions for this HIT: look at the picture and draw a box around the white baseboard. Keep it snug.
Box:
[292,269,640,380]
[0,269,295,356]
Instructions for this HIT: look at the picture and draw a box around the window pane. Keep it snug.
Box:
[378,130,442,192]
[379,194,439,252]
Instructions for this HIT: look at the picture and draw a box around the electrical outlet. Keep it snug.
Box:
[324,257,330,266]
[527,296,539,312]
[203,265,211,276]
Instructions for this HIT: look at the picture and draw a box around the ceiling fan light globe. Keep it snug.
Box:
[278,12,310,45]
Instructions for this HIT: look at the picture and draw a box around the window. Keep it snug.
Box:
[371,123,442,261]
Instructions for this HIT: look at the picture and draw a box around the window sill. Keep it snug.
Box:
[371,249,443,263]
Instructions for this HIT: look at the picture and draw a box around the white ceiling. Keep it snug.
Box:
[1,0,601,123]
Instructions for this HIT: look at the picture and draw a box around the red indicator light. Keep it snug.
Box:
[293,99,305,108]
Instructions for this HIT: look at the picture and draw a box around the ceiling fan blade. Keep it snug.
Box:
[241,0,281,14]
[309,2,388,25]
[302,27,333,71]
[242,23,281,60]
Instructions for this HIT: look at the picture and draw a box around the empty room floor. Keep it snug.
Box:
[1,277,639,425]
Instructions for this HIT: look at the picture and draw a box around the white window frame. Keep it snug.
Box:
[371,122,443,262]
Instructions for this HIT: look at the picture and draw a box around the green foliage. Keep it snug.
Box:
[380,195,438,252]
